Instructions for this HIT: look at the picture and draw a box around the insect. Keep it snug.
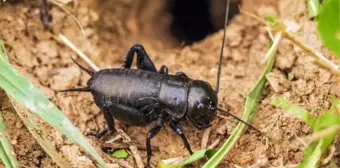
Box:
[60,0,260,167]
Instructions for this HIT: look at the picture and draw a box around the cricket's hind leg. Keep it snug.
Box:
[123,44,176,76]
[86,105,115,140]
[123,44,157,72]
[86,102,151,140]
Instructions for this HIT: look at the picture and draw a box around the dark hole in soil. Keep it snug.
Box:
[167,0,241,44]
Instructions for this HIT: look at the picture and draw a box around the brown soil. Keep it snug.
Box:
[0,0,339,168]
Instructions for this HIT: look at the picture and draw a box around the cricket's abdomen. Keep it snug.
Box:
[88,68,164,106]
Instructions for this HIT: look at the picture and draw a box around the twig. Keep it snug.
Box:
[261,32,283,64]
[239,8,266,25]
[240,9,340,75]
[293,133,308,148]
[117,129,144,168]
[285,33,340,75]
[51,0,73,4]
[117,160,134,168]
[207,138,220,149]
[266,26,274,41]
[201,127,211,149]
[104,154,133,168]
[58,34,99,71]
[307,125,340,145]
[321,145,336,165]
[105,134,122,144]
[49,0,85,36]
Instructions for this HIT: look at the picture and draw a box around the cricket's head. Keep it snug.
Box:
[186,80,218,130]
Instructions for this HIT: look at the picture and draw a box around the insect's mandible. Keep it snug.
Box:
[60,0,260,167]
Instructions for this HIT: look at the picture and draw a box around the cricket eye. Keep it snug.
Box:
[197,103,205,109]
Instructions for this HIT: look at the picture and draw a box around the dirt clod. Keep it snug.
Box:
[50,67,81,90]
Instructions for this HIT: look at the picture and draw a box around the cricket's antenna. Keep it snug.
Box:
[216,107,262,133]
[215,0,230,94]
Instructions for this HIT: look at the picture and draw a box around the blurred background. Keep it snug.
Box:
[95,0,275,46]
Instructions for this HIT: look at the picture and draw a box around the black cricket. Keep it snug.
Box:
[60,0,260,167]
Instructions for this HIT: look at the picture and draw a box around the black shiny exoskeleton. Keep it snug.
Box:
[61,44,218,166]
[60,1,260,167]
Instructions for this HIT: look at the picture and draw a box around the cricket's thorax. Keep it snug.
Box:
[158,75,192,118]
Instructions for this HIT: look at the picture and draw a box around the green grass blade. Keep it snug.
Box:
[0,110,18,168]
[265,14,277,24]
[158,158,186,168]
[308,0,320,18]
[0,143,12,168]
[300,102,340,168]
[272,96,340,168]
[0,110,17,168]
[181,149,216,167]
[202,33,280,168]
[8,97,71,168]
[158,149,216,168]
[316,0,340,56]
[0,41,107,167]
[300,139,324,168]
[271,97,315,127]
